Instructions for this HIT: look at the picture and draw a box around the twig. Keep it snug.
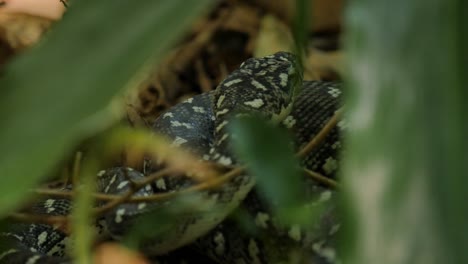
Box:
[34,166,245,204]
[195,59,213,92]
[60,0,68,8]
[94,168,173,214]
[8,213,69,230]
[303,168,339,189]
[33,106,342,205]
[296,108,343,159]
[26,107,341,220]
[20,169,334,227]
[101,165,244,203]
[19,118,339,227]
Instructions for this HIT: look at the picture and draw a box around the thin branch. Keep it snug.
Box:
[296,108,343,159]
[94,168,173,214]
[33,106,342,205]
[60,0,68,8]
[303,168,339,189]
[13,167,243,224]
[34,166,245,204]
[22,167,336,223]
[8,213,69,231]
[25,107,342,221]
[98,165,244,203]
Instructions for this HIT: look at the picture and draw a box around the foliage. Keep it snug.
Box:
[0,0,465,263]
[0,0,214,217]
[342,0,467,263]
[231,116,307,224]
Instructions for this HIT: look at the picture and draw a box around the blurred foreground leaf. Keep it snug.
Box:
[123,193,229,251]
[342,0,467,263]
[123,207,176,251]
[0,0,214,216]
[231,116,312,225]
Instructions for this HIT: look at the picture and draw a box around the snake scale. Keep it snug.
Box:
[0,52,343,264]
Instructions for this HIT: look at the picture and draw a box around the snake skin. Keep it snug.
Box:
[0,52,343,263]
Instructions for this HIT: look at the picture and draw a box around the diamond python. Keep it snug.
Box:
[0,52,343,263]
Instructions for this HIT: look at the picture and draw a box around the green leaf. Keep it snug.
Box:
[342,0,467,263]
[122,193,229,250]
[292,0,309,81]
[230,116,308,224]
[0,0,214,216]
[122,207,176,251]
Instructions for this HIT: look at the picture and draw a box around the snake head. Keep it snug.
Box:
[210,52,302,166]
[239,51,302,105]
[214,51,302,121]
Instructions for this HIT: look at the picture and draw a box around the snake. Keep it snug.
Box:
[0,52,343,264]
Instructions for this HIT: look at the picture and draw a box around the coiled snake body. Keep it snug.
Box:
[0,52,342,264]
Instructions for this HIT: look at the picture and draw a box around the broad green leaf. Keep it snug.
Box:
[0,0,214,216]
[123,207,176,251]
[230,116,308,224]
[342,0,467,263]
[122,193,229,250]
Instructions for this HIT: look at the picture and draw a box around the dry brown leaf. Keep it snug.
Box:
[195,58,214,93]
[254,14,322,80]
[254,14,294,57]
[307,49,343,80]
[222,3,260,35]
[0,12,51,52]
[129,10,232,120]
[253,0,343,32]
